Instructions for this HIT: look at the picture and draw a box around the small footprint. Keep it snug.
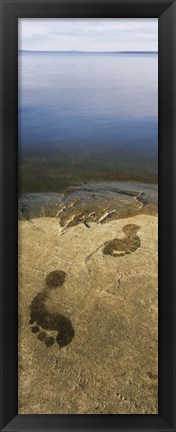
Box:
[103,224,141,257]
[29,270,75,348]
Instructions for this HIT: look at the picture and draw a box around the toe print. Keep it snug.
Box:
[103,224,141,257]
[45,270,66,288]
[31,325,39,333]
[29,270,74,348]
[37,331,47,341]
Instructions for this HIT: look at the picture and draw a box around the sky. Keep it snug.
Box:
[18,18,158,52]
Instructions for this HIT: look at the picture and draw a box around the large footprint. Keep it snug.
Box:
[29,270,75,348]
[103,224,141,257]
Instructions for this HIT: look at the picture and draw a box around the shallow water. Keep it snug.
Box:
[18,52,158,191]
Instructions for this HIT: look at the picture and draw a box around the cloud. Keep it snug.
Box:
[18,18,158,52]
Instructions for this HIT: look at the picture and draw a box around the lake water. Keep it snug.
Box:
[18,51,158,193]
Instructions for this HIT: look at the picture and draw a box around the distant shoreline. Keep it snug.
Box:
[18,50,158,55]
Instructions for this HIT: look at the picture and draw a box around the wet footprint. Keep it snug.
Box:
[29,270,75,348]
[103,224,141,257]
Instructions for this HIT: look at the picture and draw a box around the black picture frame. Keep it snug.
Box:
[0,0,176,431]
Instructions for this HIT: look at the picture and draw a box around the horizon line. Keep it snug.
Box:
[19,49,158,54]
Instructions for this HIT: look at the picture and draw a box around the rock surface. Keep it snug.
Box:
[18,214,158,414]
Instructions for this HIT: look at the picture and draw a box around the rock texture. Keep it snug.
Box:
[18,214,158,414]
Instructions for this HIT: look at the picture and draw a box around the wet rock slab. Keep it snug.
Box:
[18,214,158,414]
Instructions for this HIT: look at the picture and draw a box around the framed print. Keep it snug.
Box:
[0,0,176,431]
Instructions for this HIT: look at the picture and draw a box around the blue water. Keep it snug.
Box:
[18,51,158,191]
